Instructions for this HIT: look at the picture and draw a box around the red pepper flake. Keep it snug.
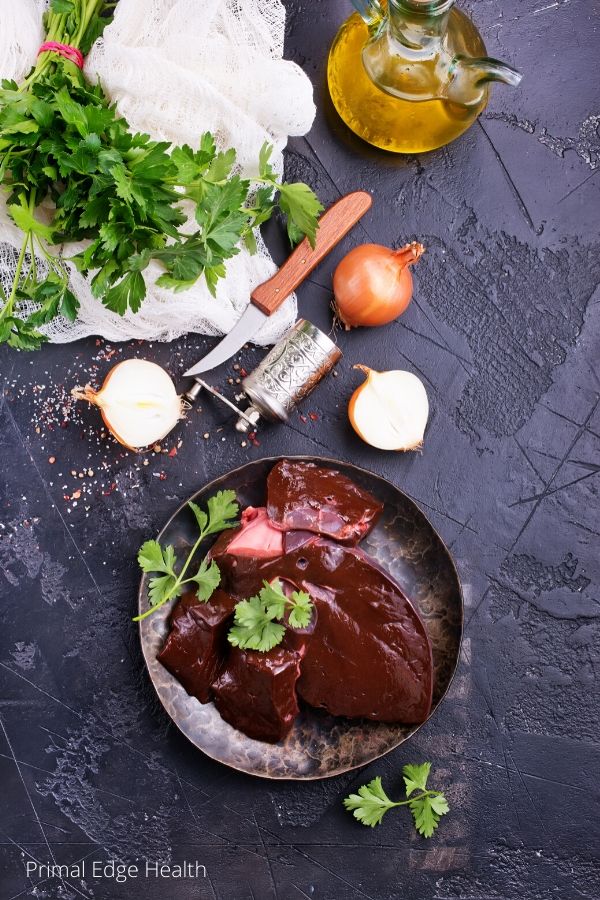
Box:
[159,472,167,481]
[239,367,248,378]
[309,412,319,421]
[102,482,117,496]
[247,431,260,447]
[299,414,308,424]
[168,447,177,457]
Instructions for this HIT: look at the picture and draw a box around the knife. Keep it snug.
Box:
[184,190,372,377]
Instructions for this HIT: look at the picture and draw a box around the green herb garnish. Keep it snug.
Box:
[344,763,450,838]
[135,489,239,622]
[0,1,323,349]
[227,578,314,653]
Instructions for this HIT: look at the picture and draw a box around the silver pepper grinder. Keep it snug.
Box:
[185,319,342,432]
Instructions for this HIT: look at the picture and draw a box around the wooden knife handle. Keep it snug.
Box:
[250,190,372,316]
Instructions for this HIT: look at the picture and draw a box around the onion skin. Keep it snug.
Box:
[333,242,425,329]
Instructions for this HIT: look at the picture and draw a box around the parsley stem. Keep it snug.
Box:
[2,233,29,320]
[134,527,210,622]
[28,233,36,283]
[386,790,440,808]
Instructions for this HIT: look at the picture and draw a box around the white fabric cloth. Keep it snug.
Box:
[0,0,316,343]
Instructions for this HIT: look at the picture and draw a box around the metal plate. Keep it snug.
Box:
[138,456,463,780]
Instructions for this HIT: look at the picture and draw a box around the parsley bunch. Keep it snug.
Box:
[0,0,323,349]
[344,763,450,838]
[228,579,314,653]
[135,490,239,622]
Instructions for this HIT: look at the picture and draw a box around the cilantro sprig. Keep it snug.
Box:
[228,578,314,653]
[135,490,239,622]
[0,1,323,349]
[344,764,450,838]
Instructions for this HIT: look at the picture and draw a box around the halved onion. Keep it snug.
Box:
[72,358,184,451]
[348,365,429,452]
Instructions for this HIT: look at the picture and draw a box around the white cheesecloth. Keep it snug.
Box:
[0,0,316,344]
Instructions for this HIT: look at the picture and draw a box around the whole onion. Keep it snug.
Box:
[333,242,425,329]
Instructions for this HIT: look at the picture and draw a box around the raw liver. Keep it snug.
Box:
[158,590,237,703]
[266,460,383,545]
[211,640,306,743]
[212,536,433,724]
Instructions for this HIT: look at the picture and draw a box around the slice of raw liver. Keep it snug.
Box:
[266,460,383,545]
[158,590,237,703]
[296,544,433,724]
[213,537,433,725]
[211,640,306,743]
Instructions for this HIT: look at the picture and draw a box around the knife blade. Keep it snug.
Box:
[184,190,372,377]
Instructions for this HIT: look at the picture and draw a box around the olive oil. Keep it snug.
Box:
[327,2,520,154]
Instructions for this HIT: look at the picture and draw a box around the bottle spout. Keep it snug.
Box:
[467,57,523,87]
[447,56,522,105]
[351,0,385,26]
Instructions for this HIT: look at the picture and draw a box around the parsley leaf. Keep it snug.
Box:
[138,540,177,576]
[8,204,53,241]
[104,271,146,315]
[344,777,399,828]
[134,490,239,622]
[287,589,313,629]
[257,141,323,248]
[148,573,181,607]
[227,579,314,653]
[344,764,450,838]
[409,792,450,839]
[277,182,323,248]
[205,490,240,534]
[188,558,221,602]
[138,541,181,610]
[403,762,431,796]
[228,595,287,653]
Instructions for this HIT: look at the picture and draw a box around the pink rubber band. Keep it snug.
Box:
[38,41,84,70]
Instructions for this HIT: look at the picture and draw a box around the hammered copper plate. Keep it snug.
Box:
[139,456,463,780]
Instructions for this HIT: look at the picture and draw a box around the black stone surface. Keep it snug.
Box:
[1,1,599,898]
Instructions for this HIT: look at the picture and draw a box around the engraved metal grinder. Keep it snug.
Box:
[185,319,342,433]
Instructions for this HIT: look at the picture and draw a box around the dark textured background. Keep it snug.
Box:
[1,1,599,898]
